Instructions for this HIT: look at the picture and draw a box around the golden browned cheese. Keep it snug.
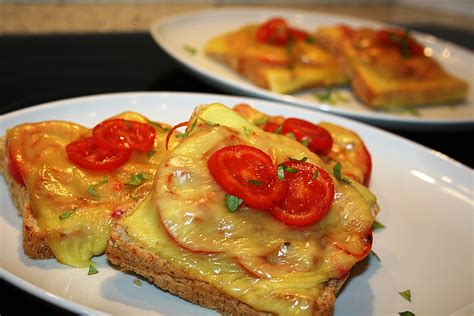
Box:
[121,104,378,315]
[6,112,174,267]
[205,25,348,93]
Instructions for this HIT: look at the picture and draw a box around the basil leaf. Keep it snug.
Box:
[372,219,385,230]
[87,175,108,197]
[399,311,415,316]
[399,289,412,302]
[88,264,99,275]
[59,207,78,220]
[225,194,243,213]
[125,173,152,186]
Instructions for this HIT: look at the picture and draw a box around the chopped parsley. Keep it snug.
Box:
[288,156,308,162]
[87,175,109,197]
[274,125,283,134]
[88,263,99,275]
[225,194,243,213]
[247,179,263,186]
[332,162,351,184]
[183,44,197,55]
[147,149,156,159]
[243,126,253,137]
[59,207,78,220]
[371,250,381,261]
[125,173,152,186]
[300,138,309,147]
[312,170,319,180]
[175,118,197,139]
[399,289,412,302]
[371,219,385,230]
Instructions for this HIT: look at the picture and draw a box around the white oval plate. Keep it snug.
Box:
[1,92,473,315]
[149,7,474,130]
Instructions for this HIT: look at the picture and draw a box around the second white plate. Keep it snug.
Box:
[150,7,474,130]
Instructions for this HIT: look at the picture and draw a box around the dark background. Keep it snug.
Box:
[1,25,473,315]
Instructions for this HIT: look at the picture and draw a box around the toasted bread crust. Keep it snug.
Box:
[0,136,55,259]
[107,224,346,315]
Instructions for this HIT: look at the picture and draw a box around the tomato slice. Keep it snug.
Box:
[66,136,132,171]
[262,121,280,133]
[256,17,290,46]
[375,29,424,57]
[288,27,310,41]
[281,118,333,155]
[93,119,156,152]
[6,144,25,186]
[269,161,334,227]
[208,145,287,210]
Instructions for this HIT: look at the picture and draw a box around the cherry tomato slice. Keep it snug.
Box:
[93,119,156,153]
[375,29,424,57]
[208,145,287,210]
[256,17,290,46]
[262,121,281,133]
[269,161,334,227]
[66,136,132,171]
[6,144,25,186]
[281,118,333,155]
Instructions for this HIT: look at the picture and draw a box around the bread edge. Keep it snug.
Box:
[106,223,348,315]
[0,136,55,259]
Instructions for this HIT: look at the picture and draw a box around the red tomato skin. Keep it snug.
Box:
[375,29,424,57]
[256,17,290,46]
[207,145,287,210]
[281,118,333,155]
[66,136,132,171]
[288,28,310,41]
[262,121,281,133]
[93,119,156,153]
[6,144,25,186]
[269,161,334,227]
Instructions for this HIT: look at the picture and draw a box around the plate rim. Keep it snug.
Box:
[1,91,472,315]
[149,6,474,130]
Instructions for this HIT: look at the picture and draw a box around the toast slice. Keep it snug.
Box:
[0,112,175,267]
[314,25,468,108]
[106,103,378,315]
[205,21,348,94]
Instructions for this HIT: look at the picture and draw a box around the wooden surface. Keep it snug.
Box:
[1,3,473,34]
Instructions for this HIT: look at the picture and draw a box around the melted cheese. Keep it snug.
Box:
[6,112,176,267]
[122,104,377,315]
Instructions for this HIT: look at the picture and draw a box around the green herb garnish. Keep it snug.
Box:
[380,106,421,117]
[88,264,99,275]
[243,126,253,137]
[125,173,152,186]
[225,194,243,213]
[147,149,156,159]
[183,44,197,55]
[371,250,381,261]
[133,279,142,286]
[201,118,219,127]
[248,179,263,186]
[399,289,412,302]
[371,219,385,230]
[312,170,319,180]
[274,125,283,134]
[288,156,308,162]
[300,138,309,147]
[399,311,415,316]
[59,207,78,220]
[175,118,197,139]
[332,162,351,184]
[87,175,109,197]
[305,35,315,44]
[285,132,297,141]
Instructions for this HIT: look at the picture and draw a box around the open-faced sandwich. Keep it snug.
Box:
[204,17,348,94]
[314,24,468,108]
[0,112,176,267]
[106,103,379,315]
[1,102,379,314]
